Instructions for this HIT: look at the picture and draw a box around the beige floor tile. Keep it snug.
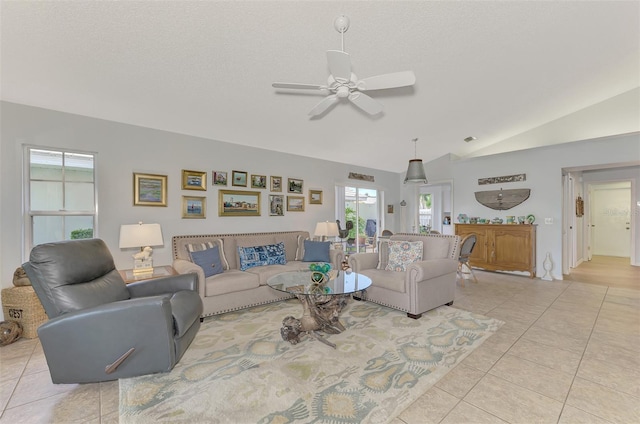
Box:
[566,377,640,423]
[558,405,614,424]
[507,338,582,374]
[486,308,539,327]
[7,369,80,409]
[530,315,594,340]
[0,339,37,362]
[0,386,101,424]
[577,357,640,397]
[589,327,640,353]
[550,297,603,313]
[397,386,459,424]
[489,354,574,402]
[606,287,640,299]
[440,401,508,424]
[481,324,524,353]
[604,293,640,308]
[435,364,486,398]
[0,355,28,382]
[538,307,599,329]
[464,374,563,423]
[0,378,18,412]
[583,337,640,371]
[99,380,120,416]
[459,341,505,373]
[521,324,588,354]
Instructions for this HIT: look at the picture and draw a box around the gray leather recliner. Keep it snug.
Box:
[22,238,203,384]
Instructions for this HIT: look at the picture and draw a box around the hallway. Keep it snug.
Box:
[564,255,640,290]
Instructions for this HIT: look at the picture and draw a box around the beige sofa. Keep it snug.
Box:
[348,233,461,318]
[172,231,343,318]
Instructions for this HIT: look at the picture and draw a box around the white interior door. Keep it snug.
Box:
[591,183,631,257]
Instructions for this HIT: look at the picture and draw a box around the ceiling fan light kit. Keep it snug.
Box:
[272,15,416,117]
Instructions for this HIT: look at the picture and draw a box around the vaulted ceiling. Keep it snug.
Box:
[2,1,638,172]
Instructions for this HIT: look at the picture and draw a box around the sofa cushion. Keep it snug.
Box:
[359,269,406,293]
[385,240,424,272]
[186,240,229,270]
[238,242,287,271]
[189,245,224,278]
[302,240,331,262]
[205,270,259,296]
[295,234,309,260]
[424,237,451,260]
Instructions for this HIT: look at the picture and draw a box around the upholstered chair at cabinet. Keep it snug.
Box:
[22,238,203,384]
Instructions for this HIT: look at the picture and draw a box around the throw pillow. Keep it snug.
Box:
[385,240,424,272]
[186,239,229,270]
[189,245,224,278]
[302,240,331,263]
[238,242,287,271]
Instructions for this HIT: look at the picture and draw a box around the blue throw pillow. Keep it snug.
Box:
[302,240,331,263]
[238,242,287,271]
[189,245,224,278]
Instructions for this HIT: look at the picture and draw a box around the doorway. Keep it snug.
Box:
[589,182,631,258]
[339,186,380,253]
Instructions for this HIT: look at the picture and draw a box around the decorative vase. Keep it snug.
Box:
[542,252,553,281]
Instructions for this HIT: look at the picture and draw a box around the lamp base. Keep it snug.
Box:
[133,258,153,275]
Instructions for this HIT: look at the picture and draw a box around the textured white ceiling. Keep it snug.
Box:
[2,1,639,172]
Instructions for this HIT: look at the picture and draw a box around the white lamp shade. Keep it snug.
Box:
[314,221,339,237]
[119,223,164,249]
[404,159,428,184]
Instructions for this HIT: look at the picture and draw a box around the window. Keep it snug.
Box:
[24,147,97,255]
[418,193,432,233]
[337,186,382,253]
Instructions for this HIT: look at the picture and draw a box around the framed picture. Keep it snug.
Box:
[269,194,284,216]
[181,170,206,190]
[232,170,247,187]
[182,196,206,219]
[309,189,323,205]
[212,171,227,186]
[270,176,282,192]
[219,190,261,217]
[133,173,167,206]
[286,195,305,212]
[251,174,267,189]
[288,178,303,194]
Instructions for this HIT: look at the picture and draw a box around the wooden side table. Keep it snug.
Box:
[118,265,177,284]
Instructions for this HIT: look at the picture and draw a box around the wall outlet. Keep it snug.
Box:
[545,217,553,224]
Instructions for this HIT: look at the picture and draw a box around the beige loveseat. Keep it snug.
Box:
[348,233,461,319]
[172,231,343,318]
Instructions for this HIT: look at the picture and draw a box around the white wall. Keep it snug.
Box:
[0,102,400,295]
[403,132,640,279]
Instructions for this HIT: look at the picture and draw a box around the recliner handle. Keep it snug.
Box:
[105,347,135,374]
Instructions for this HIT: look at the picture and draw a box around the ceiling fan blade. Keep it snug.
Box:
[357,71,416,91]
[272,82,326,90]
[309,94,339,117]
[327,50,351,82]
[348,92,383,115]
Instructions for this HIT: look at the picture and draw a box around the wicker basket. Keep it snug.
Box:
[1,286,48,339]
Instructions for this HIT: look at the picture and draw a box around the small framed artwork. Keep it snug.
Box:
[269,194,284,216]
[251,174,267,189]
[133,173,167,206]
[387,204,394,214]
[232,170,247,187]
[309,189,323,205]
[288,178,303,194]
[219,190,261,217]
[212,171,227,186]
[287,195,305,212]
[182,170,206,191]
[270,176,282,192]
[182,196,206,219]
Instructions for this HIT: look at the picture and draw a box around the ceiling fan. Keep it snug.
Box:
[272,15,416,117]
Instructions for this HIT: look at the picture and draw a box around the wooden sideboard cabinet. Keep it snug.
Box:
[455,224,537,278]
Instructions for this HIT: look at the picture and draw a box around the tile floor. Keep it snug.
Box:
[1,270,638,423]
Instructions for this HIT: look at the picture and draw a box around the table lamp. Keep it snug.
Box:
[119,222,164,275]
[314,221,339,241]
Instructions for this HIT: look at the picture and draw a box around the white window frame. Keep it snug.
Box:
[23,145,99,260]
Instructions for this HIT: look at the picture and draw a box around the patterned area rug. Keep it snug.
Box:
[120,299,502,423]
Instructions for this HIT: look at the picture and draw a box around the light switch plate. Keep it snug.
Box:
[545,217,553,224]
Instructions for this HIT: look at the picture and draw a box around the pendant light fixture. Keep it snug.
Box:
[403,138,428,184]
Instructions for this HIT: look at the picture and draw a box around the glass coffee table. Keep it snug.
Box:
[267,270,372,348]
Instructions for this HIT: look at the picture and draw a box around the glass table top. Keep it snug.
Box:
[267,270,372,296]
